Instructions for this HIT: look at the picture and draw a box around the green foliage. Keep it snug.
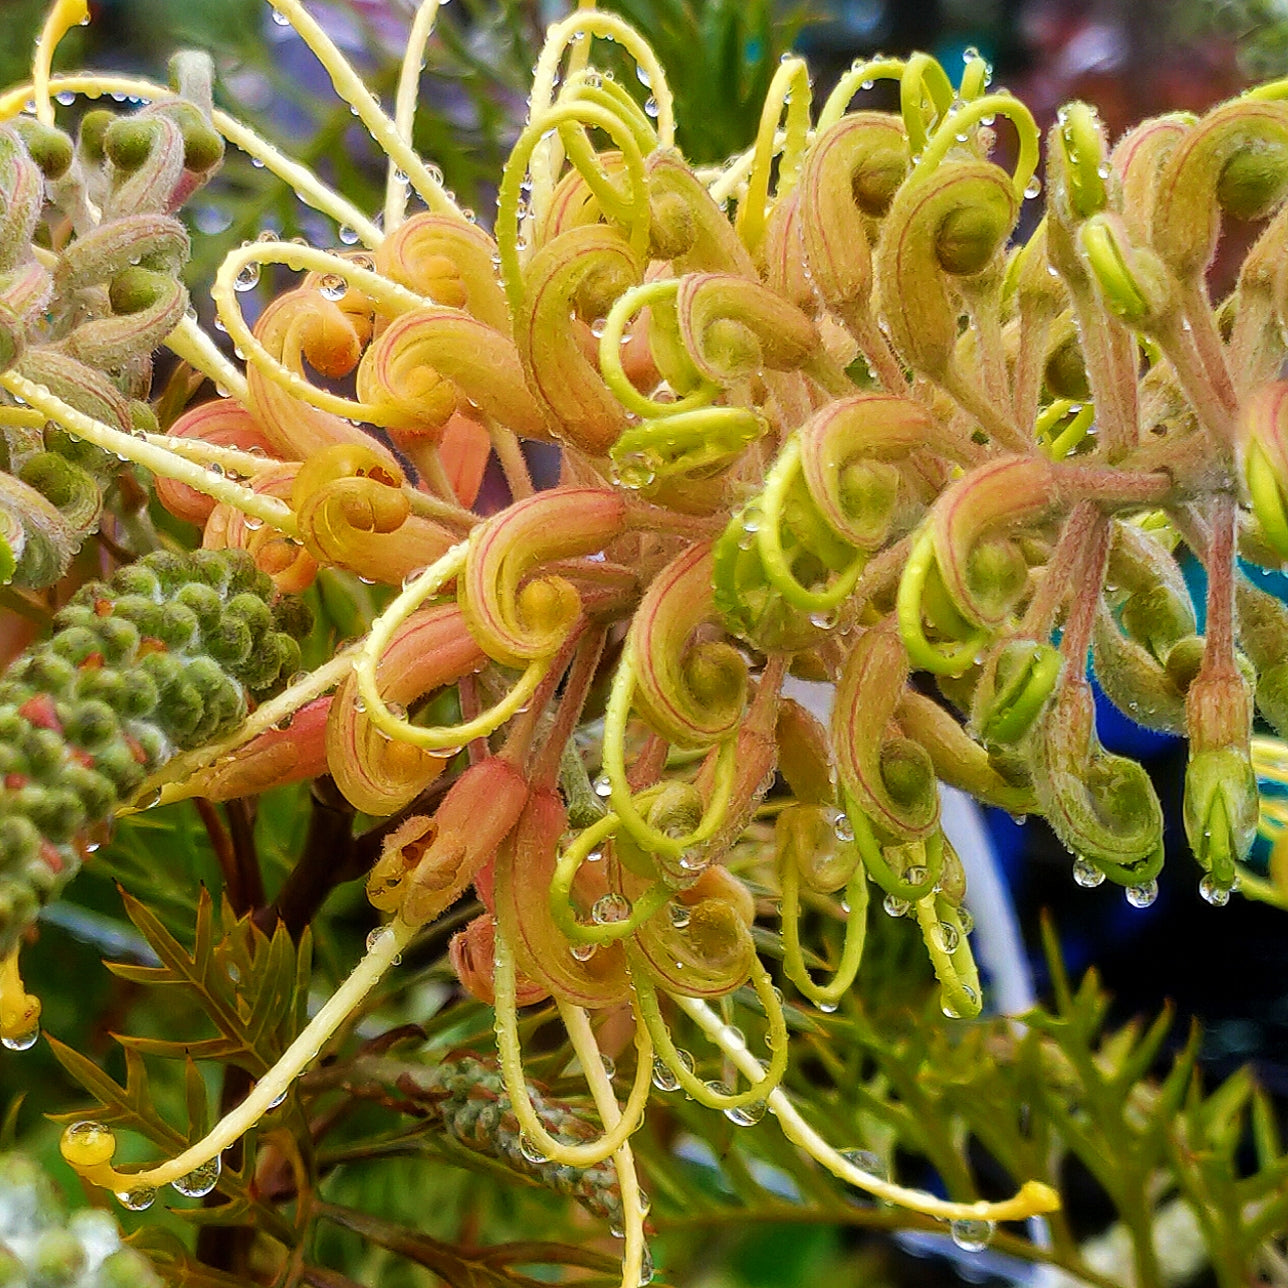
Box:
[41,893,1288,1288]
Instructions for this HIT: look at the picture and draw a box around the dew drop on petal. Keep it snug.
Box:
[1125,879,1158,909]
[172,1156,221,1198]
[592,893,631,924]
[1072,858,1105,888]
[116,1185,157,1211]
[1199,875,1231,906]
[841,1148,886,1179]
[651,1057,679,1091]
[518,1133,549,1164]
[724,1099,766,1127]
[941,985,977,1018]
[950,1219,995,1252]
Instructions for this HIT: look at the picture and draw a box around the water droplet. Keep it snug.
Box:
[950,1219,995,1252]
[958,908,974,934]
[935,921,960,953]
[613,452,657,490]
[590,317,608,338]
[593,774,612,798]
[1097,162,1111,180]
[1072,858,1105,888]
[724,1099,766,1127]
[133,786,162,810]
[832,811,855,843]
[592,893,631,924]
[116,1184,157,1211]
[601,1054,616,1078]
[64,1121,112,1162]
[651,1057,680,1091]
[338,224,360,245]
[883,893,910,918]
[941,985,977,1018]
[841,1148,886,1178]
[271,9,291,24]
[318,273,347,301]
[644,96,659,118]
[668,902,691,929]
[55,90,77,106]
[171,1156,221,1198]
[638,1243,655,1284]
[1125,879,1158,909]
[1199,875,1231,907]
[366,926,391,952]
[816,998,838,1013]
[267,1087,288,1109]
[1024,175,1042,199]
[809,607,839,630]
[518,1133,549,1164]
[233,262,261,292]
[1,1024,39,1051]
[570,940,597,961]
[585,848,603,864]
[679,845,708,872]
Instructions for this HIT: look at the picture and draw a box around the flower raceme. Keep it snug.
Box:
[5,0,1288,1280]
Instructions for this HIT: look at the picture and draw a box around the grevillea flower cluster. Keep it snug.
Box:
[0,0,1284,1282]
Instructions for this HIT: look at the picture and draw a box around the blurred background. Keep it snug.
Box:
[3,1,1288,1284]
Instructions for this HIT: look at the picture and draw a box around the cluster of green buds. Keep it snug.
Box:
[0,547,308,1045]
[0,0,224,588]
[3,0,1284,1283]
[369,1052,628,1231]
[0,1151,161,1287]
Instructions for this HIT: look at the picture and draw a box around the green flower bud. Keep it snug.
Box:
[77,110,115,163]
[974,639,1064,746]
[61,699,120,750]
[104,118,163,172]
[31,1227,86,1284]
[1184,747,1259,891]
[12,119,73,179]
[50,627,103,667]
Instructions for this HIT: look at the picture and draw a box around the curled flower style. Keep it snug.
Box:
[515,225,643,455]
[292,442,456,585]
[155,400,276,526]
[326,603,485,816]
[374,212,511,330]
